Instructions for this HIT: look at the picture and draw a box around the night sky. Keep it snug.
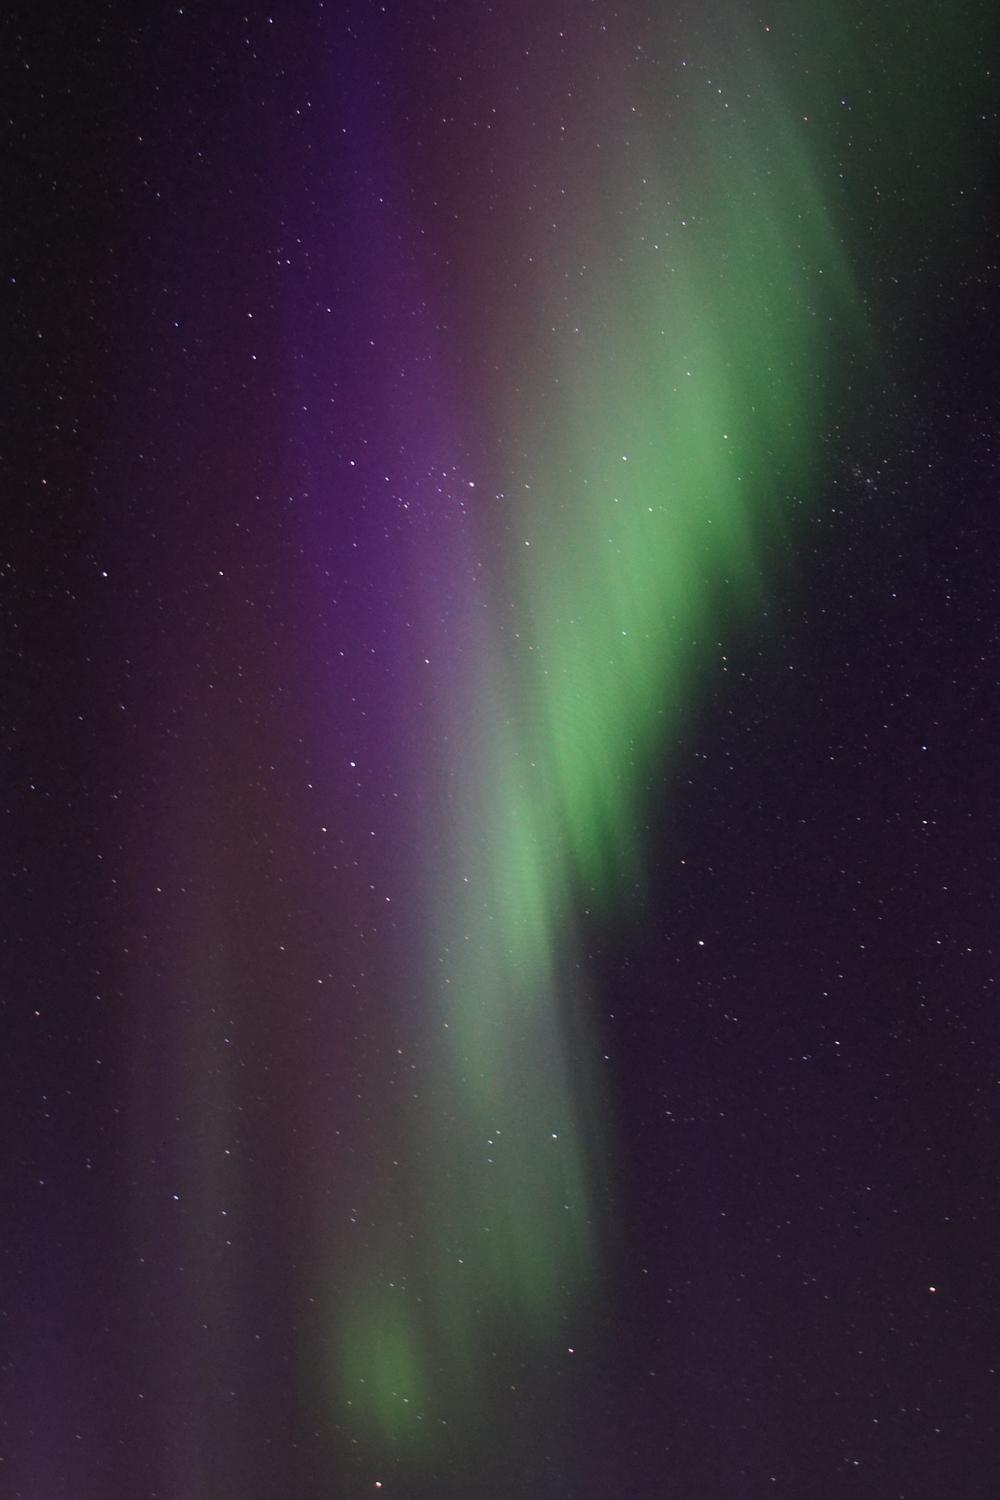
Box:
[5,3,1000,1497]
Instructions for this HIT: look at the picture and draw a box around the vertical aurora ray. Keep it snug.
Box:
[303,2,1000,1490]
[326,14,877,1478]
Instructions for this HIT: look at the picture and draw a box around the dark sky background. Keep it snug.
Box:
[5,3,1000,1498]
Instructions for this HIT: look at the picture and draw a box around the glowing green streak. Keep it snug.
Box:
[335,1290,427,1446]
[331,37,882,1464]
[515,121,867,906]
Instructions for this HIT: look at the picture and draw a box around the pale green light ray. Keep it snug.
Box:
[330,36,880,1465]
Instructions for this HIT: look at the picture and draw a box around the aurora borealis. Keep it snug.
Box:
[331,20,874,1456]
[7,2,1000,1496]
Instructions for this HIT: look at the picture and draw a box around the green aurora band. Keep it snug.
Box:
[325,2,994,1475]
